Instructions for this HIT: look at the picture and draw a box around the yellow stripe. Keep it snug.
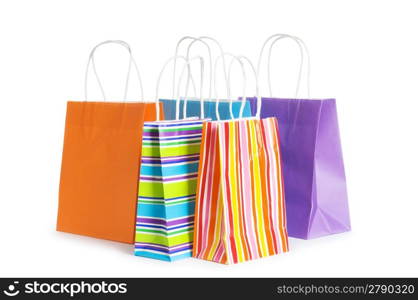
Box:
[229,122,245,262]
[249,120,269,257]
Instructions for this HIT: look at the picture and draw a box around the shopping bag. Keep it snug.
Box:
[193,55,289,264]
[57,40,162,244]
[160,99,253,120]
[135,56,206,261]
[247,34,350,239]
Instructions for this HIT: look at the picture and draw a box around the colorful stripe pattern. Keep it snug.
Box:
[135,119,205,261]
[193,117,289,264]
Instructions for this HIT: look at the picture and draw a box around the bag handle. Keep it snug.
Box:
[182,38,212,119]
[179,57,205,120]
[84,40,144,101]
[257,34,310,98]
[173,36,230,100]
[214,53,247,120]
[155,56,204,121]
[236,55,261,118]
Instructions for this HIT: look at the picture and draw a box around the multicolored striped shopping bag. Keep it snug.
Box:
[135,119,204,261]
[192,63,289,264]
[135,56,206,261]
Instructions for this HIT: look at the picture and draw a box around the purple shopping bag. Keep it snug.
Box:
[250,33,351,239]
[248,97,350,239]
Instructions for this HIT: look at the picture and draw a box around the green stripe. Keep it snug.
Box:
[139,179,197,199]
[139,181,164,198]
[135,232,193,246]
[163,179,197,199]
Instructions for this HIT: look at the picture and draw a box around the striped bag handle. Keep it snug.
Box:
[85,40,144,101]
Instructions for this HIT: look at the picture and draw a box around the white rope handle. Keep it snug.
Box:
[257,34,310,99]
[236,55,260,118]
[183,38,213,120]
[155,56,203,121]
[84,40,144,101]
[173,36,230,100]
[267,36,303,98]
[214,53,246,120]
[178,57,205,120]
[199,36,230,100]
[227,55,247,119]
[172,36,194,98]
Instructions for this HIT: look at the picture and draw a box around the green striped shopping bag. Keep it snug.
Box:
[134,55,206,261]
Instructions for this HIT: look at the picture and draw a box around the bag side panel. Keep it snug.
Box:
[193,122,227,263]
[135,122,171,260]
[308,99,351,238]
[159,120,204,260]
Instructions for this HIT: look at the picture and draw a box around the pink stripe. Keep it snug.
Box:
[213,240,224,263]
[238,120,259,259]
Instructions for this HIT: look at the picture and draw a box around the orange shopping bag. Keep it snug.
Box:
[57,40,163,244]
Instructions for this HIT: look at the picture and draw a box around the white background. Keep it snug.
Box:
[0,0,417,277]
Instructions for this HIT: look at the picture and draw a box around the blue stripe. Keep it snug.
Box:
[140,163,198,177]
[160,98,253,121]
[140,165,162,177]
[137,202,195,219]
